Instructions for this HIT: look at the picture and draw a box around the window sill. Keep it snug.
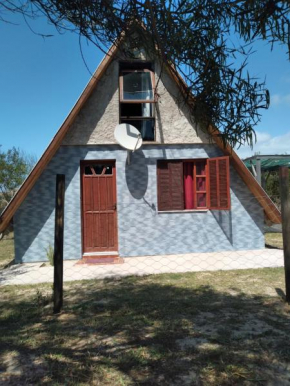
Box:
[158,209,208,214]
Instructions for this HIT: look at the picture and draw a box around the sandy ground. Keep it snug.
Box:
[0,248,284,286]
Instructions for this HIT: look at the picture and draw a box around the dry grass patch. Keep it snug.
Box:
[1,268,290,385]
[0,233,14,269]
[265,232,283,249]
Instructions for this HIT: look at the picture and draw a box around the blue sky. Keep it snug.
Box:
[1,12,290,160]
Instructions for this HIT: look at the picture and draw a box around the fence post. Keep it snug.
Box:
[256,157,262,185]
[279,166,290,303]
[53,174,65,314]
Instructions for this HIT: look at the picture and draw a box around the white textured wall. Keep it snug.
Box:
[62,57,211,145]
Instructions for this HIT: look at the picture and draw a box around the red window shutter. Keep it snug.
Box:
[208,159,219,208]
[170,162,184,210]
[157,161,184,211]
[157,161,171,211]
[207,156,230,210]
[218,157,230,209]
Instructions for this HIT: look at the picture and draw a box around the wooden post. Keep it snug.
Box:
[53,174,65,314]
[279,166,290,303]
[256,157,262,185]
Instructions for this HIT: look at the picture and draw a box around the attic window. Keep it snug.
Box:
[120,70,154,101]
[119,63,155,141]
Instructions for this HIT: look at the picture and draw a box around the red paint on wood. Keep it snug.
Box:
[81,161,118,254]
[208,156,230,210]
[157,160,184,211]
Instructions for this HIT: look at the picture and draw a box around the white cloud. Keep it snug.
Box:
[256,131,271,142]
[236,130,290,159]
[271,93,290,106]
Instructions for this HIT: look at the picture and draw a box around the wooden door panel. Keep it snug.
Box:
[99,179,107,211]
[92,178,100,212]
[106,179,114,209]
[83,178,93,212]
[84,213,93,251]
[108,214,115,248]
[82,161,118,254]
[99,213,107,248]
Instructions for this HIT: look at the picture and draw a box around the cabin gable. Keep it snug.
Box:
[62,57,211,146]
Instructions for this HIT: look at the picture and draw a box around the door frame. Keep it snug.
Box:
[80,159,118,257]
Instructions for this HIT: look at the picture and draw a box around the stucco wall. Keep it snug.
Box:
[62,59,211,146]
[14,145,264,263]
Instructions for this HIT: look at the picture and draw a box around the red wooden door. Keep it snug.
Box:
[81,161,118,254]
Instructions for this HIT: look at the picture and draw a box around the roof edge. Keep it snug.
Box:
[209,127,281,224]
[0,42,119,233]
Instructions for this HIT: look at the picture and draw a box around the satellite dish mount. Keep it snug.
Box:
[114,123,143,165]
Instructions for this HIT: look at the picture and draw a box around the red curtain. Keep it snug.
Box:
[184,162,194,209]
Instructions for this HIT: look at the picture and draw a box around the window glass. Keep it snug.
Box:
[90,165,113,175]
[104,166,113,175]
[121,119,154,141]
[196,162,206,175]
[93,165,104,175]
[84,166,93,175]
[196,177,206,191]
[197,193,207,208]
[120,103,153,117]
[123,72,153,100]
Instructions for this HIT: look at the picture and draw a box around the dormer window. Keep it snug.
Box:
[119,63,155,141]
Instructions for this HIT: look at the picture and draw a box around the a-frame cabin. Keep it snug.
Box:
[0,33,281,263]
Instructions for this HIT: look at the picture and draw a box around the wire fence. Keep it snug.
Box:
[0,192,289,385]
[0,194,286,291]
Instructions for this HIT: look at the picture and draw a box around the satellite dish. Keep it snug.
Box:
[114,123,143,152]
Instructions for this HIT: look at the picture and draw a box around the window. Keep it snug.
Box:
[157,157,230,211]
[119,63,155,141]
[84,164,113,176]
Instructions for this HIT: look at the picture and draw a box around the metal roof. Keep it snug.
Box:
[244,157,290,172]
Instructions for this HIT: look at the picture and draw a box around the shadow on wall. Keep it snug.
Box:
[125,150,149,200]
[211,210,233,245]
[210,168,264,250]
[230,169,265,234]
[14,163,79,263]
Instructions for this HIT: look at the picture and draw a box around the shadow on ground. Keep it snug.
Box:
[1,270,290,385]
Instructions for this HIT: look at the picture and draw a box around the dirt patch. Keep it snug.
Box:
[0,351,47,385]
[177,337,221,351]
[231,318,285,339]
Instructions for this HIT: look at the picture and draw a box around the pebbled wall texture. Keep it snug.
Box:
[62,59,211,146]
[14,144,264,263]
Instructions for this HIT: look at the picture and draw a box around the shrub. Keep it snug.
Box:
[46,244,54,266]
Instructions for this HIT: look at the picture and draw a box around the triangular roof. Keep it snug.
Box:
[0,39,281,233]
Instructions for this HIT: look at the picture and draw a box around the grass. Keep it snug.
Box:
[0,232,14,269]
[265,232,283,249]
[1,268,290,385]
